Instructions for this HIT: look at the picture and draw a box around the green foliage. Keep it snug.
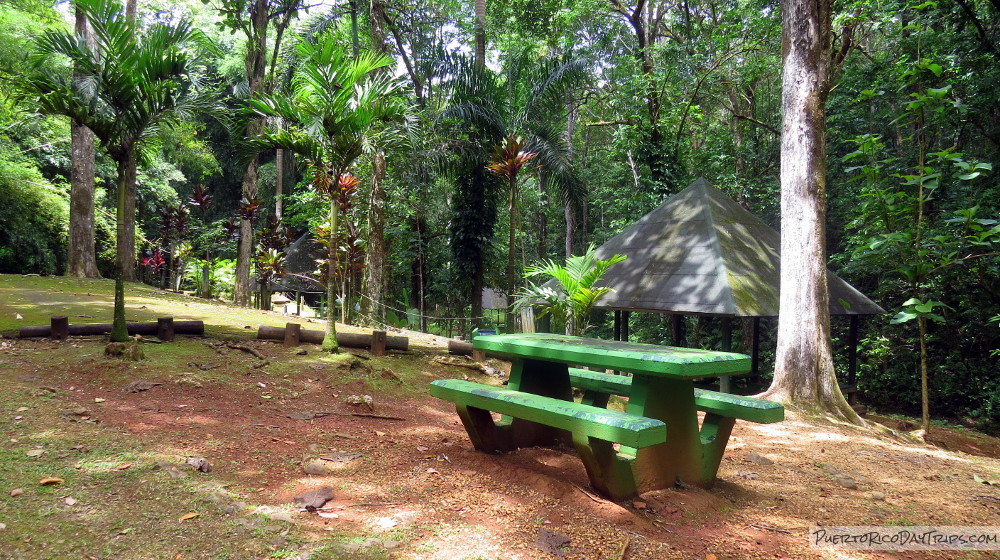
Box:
[0,157,68,274]
[513,244,625,336]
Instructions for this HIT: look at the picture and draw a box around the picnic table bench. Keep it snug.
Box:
[430,333,783,500]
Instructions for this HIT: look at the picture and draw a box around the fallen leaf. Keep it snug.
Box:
[0,522,6,530]
[25,449,44,458]
[39,477,64,485]
[117,464,132,471]
[179,512,200,521]
[416,446,429,452]
[317,511,339,519]
[632,500,647,509]
[65,497,77,506]
[10,488,24,497]
[375,431,386,437]
[94,398,106,403]
[426,468,440,475]
[16,407,29,412]
[707,554,718,560]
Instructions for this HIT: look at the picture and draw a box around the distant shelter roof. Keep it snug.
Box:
[590,178,885,317]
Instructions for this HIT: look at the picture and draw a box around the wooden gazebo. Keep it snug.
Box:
[588,178,885,390]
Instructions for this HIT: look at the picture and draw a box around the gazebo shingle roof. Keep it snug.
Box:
[590,178,885,317]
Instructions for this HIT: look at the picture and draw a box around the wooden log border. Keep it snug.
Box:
[20,319,203,339]
[256,325,408,351]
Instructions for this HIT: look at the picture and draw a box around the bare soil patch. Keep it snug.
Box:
[2,332,999,559]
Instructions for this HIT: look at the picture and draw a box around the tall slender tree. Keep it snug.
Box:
[248,37,406,352]
[761,0,861,422]
[440,51,584,329]
[213,0,306,307]
[25,0,207,341]
[67,5,100,278]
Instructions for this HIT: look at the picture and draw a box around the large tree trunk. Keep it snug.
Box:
[360,0,390,327]
[117,156,138,282]
[110,151,134,343]
[474,0,486,68]
[234,0,269,307]
[68,9,100,278]
[762,0,860,423]
[234,156,259,306]
[362,153,388,325]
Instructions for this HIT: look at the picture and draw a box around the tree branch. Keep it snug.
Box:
[733,114,779,136]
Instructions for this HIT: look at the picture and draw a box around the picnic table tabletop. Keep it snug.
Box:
[472,333,751,379]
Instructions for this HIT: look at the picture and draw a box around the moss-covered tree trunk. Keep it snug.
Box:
[68,8,100,279]
[761,0,861,424]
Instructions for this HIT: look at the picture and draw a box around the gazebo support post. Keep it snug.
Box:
[847,315,860,403]
[621,311,630,342]
[751,317,761,379]
[613,311,622,341]
[671,314,685,347]
[719,317,733,393]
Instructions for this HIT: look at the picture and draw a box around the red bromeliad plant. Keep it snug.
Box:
[486,134,539,332]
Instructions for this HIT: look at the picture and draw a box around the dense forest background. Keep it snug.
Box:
[0,0,997,429]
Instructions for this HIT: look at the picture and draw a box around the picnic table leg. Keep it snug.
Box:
[454,404,515,453]
[572,433,637,500]
[626,376,708,490]
[698,413,737,483]
[505,358,574,448]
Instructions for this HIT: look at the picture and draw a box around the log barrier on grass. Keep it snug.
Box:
[256,324,407,354]
[19,317,201,341]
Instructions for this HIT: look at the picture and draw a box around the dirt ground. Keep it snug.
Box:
[2,331,1000,560]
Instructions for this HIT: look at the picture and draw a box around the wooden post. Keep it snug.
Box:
[719,317,733,393]
[371,330,387,356]
[295,291,301,316]
[847,315,859,386]
[473,349,487,362]
[157,317,175,342]
[621,311,631,342]
[284,322,301,347]
[846,315,860,404]
[613,310,622,341]
[671,314,685,346]
[751,317,762,380]
[51,316,69,341]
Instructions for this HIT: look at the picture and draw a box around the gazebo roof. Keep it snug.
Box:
[267,233,324,292]
[590,178,885,317]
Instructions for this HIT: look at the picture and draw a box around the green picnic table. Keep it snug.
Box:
[430,333,783,500]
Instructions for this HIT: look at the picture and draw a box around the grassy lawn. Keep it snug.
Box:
[0,274,322,339]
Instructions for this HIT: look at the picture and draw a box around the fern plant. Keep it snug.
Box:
[513,245,625,336]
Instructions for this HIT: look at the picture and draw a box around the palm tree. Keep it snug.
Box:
[247,36,407,352]
[24,0,208,342]
[439,50,586,331]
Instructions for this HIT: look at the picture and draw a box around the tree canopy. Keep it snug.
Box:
[1,0,998,430]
